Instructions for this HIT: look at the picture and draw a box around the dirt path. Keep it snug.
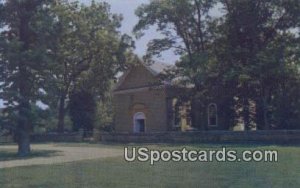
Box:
[0,144,123,169]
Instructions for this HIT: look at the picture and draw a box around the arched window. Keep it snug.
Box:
[133,112,146,133]
[208,103,218,127]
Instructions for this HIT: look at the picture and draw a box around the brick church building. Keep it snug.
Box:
[113,61,232,133]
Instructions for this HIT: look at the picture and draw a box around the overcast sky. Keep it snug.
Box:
[79,0,224,64]
[80,0,180,64]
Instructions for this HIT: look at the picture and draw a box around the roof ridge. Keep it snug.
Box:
[142,61,174,76]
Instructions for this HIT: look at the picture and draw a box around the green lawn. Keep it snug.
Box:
[0,149,61,162]
[0,144,299,188]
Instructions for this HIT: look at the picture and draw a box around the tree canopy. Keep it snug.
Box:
[134,0,300,130]
[0,0,134,156]
[48,1,133,132]
[0,0,57,156]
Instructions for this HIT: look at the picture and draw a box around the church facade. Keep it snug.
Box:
[113,61,233,133]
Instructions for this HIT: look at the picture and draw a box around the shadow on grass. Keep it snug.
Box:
[0,150,63,162]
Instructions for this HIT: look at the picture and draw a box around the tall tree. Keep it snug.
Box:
[133,0,231,129]
[49,1,133,132]
[0,0,56,156]
[134,0,216,61]
[219,0,300,129]
[134,0,218,96]
[134,0,300,130]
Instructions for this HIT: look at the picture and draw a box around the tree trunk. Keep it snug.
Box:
[263,97,270,130]
[57,94,66,132]
[17,100,32,157]
[17,129,31,157]
[16,0,33,157]
[242,97,250,130]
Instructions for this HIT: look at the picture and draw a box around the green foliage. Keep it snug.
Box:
[135,0,300,130]
[218,0,300,129]
[95,92,114,132]
[0,0,55,120]
[47,1,134,131]
[0,0,134,154]
[0,0,58,155]
[134,0,216,59]
[51,0,133,95]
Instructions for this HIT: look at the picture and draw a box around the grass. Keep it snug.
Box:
[0,143,299,188]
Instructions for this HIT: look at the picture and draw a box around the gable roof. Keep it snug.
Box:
[113,61,173,91]
[145,61,174,76]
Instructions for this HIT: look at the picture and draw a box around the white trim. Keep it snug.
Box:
[133,112,146,133]
[113,86,150,95]
[134,112,146,120]
[113,85,165,95]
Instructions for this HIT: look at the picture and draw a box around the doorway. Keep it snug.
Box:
[133,112,146,133]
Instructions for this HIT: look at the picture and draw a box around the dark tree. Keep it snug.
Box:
[0,0,56,156]
[69,90,96,137]
[134,0,300,130]
[49,1,132,132]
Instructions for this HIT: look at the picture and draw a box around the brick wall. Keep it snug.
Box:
[114,88,168,133]
[30,132,83,143]
[118,65,157,90]
[114,64,169,133]
[99,130,300,144]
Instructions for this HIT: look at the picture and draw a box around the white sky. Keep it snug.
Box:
[79,0,223,64]
[80,0,181,64]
